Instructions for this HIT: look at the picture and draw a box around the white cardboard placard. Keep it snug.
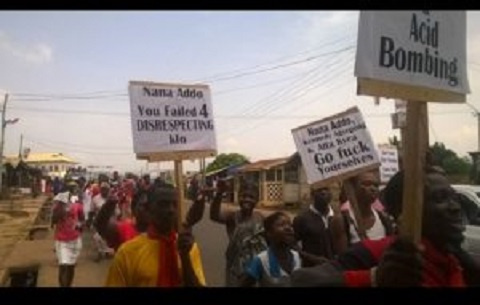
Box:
[292,107,380,185]
[355,11,469,98]
[129,81,217,156]
[378,145,400,184]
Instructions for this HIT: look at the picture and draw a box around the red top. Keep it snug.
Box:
[114,219,138,250]
[343,236,466,287]
[54,202,83,242]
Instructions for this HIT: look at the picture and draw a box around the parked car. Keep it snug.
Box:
[452,185,480,225]
[464,225,480,264]
[452,184,480,264]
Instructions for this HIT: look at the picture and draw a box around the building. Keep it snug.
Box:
[238,157,291,208]
[4,152,78,178]
[236,153,340,208]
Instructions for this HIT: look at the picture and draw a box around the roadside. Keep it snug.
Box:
[0,195,49,286]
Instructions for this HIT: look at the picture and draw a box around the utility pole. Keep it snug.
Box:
[18,134,23,187]
[466,102,480,184]
[465,102,480,150]
[0,94,9,192]
[18,134,23,158]
[199,158,206,188]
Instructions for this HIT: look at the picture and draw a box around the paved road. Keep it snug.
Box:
[193,204,229,287]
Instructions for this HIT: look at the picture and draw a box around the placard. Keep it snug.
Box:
[129,81,217,160]
[378,145,399,184]
[355,11,469,103]
[292,107,380,186]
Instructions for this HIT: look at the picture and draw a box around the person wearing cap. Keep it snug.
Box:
[51,191,85,287]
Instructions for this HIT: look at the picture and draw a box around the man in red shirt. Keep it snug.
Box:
[51,191,85,287]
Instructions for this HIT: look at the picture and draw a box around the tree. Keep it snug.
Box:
[429,142,472,182]
[388,135,401,149]
[206,153,249,173]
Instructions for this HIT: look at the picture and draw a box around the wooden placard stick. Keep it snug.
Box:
[174,160,186,230]
[330,180,342,217]
[400,101,428,244]
[342,178,367,240]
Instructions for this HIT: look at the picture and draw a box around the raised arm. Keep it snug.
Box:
[209,180,234,224]
[184,191,206,227]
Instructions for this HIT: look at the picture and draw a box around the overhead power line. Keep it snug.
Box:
[25,138,134,155]
[195,45,355,83]
[9,105,472,118]
[187,34,356,82]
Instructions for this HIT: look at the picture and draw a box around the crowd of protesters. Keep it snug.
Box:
[47,162,480,287]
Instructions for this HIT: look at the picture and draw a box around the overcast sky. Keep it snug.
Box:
[0,11,479,175]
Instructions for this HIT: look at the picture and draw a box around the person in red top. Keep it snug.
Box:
[95,190,149,251]
[291,167,480,287]
[51,191,85,287]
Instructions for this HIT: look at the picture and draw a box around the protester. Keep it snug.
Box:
[91,182,114,261]
[110,171,121,188]
[205,177,214,203]
[76,177,92,225]
[210,179,267,287]
[188,175,199,201]
[241,211,302,287]
[51,191,85,287]
[291,167,480,287]
[333,171,396,253]
[293,186,337,266]
[139,174,152,192]
[52,177,63,196]
[105,183,206,287]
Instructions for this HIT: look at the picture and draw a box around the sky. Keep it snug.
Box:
[0,11,480,175]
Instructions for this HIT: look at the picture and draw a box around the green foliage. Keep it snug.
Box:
[206,153,249,173]
[388,135,401,148]
[429,142,472,177]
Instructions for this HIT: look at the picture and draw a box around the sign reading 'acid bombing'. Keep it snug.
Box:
[355,11,469,102]
[128,81,217,156]
[292,107,380,185]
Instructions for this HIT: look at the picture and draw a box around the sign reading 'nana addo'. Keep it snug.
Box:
[292,107,380,186]
[355,11,469,101]
[128,81,217,156]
